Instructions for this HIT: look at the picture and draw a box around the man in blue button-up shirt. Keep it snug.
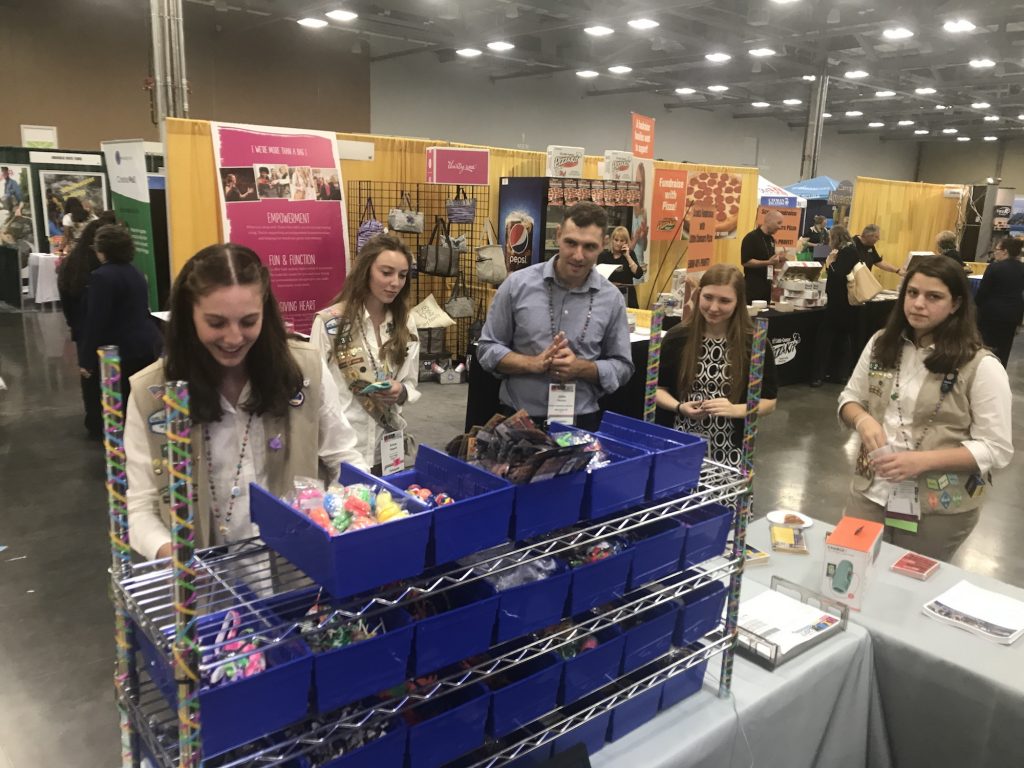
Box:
[478,201,634,430]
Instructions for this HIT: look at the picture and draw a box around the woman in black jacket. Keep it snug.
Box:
[811,225,862,386]
[975,237,1024,367]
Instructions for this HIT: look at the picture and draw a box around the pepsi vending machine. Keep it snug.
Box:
[498,177,638,274]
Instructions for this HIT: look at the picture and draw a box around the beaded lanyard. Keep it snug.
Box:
[891,352,956,451]
[356,319,391,383]
[203,412,255,536]
[547,281,594,348]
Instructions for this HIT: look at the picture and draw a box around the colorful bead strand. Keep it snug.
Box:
[643,304,666,423]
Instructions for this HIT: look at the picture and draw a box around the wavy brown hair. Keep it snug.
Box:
[165,243,303,424]
[677,264,753,404]
[329,233,416,368]
[872,255,981,373]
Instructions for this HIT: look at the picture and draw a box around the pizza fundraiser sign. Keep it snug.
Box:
[651,169,689,241]
[757,206,801,249]
[684,171,743,240]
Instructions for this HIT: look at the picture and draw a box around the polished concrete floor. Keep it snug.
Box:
[1,308,1022,767]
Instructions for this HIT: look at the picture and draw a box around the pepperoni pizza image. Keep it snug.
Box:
[683,172,744,237]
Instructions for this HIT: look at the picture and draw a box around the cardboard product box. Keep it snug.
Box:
[821,517,884,610]
[546,145,585,178]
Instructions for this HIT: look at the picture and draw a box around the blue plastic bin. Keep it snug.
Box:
[620,600,678,674]
[413,580,499,676]
[250,464,432,599]
[510,470,586,541]
[680,504,733,567]
[406,683,491,768]
[494,560,572,642]
[675,580,728,646]
[607,672,664,742]
[660,655,709,711]
[548,423,653,521]
[136,593,313,758]
[597,412,707,502]
[551,693,613,756]
[567,544,634,615]
[382,446,514,566]
[318,721,407,768]
[560,624,625,706]
[487,650,564,737]
[628,518,688,589]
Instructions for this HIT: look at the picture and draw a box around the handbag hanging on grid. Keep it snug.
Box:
[418,217,461,277]
[357,197,385,250]
[475,219,507,286]
[387,191,424,234]
[444,272,475,319]
[446,185,477,224]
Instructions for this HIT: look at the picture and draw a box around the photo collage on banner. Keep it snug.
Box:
[0,164,38,262]
[211,122,348,334]
[38,170,108,252]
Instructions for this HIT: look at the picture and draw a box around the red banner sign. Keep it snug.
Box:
[651,169,689,242]
[631,113,655,159]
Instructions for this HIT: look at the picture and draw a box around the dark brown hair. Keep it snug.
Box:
[564,201,608,231]
[57,211,116,299]
[997,236,1022,260]
[329,234,416,368]
[677,264,753,404]
[872,255,981,372]
[829,225,853,250]
[165,243,303,424]
[94,223,135,264]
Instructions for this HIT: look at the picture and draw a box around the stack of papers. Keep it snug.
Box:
[739,589,842,657]
[922,580,1024,646]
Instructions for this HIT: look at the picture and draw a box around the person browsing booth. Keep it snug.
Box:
[477,202,634,431]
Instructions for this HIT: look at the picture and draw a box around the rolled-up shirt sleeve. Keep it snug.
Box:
[962,355,1014,475]
[477,280,516,376]
[317,359,369,472]
[595,298,634,393]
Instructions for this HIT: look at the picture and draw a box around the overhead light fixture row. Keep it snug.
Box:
[957,136,971,141]
[706,52,732,63]
[971,101,991,109]
[608,65,632,74]
[783,98,802,105]
[845,110,863,117]
[845,70,869,79]
[883,27,914,40]
[752,101,771,107]
[576,70,599,78]
[984,115,1000,122]
[943,19,975,33]
[707,84,729,92]
[326,9,358,21]
[898,120,915,126]
[297,17,328,27]
[915,87,937,95]
[970,58,996,68]
[628,18,659,30]
[942,127,958,134]
[876,91,896,98]
[868,121,885,127]
[676,87,696,94]
[984,136,998,141]
[584,25,614,37]
[749,48,777,57]
[487,41,515,51]
[802,75,817,81]
[456,48,482,57]
[914,129,929,134]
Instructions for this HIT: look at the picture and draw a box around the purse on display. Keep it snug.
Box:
[444,272,475,319]
[357,197,385,251]
[411,292,456,330]
[468,300,486,344]
[475,219,507,286]
[847,261,883,305]
[418,217,461,276]
[446,186,477,224]
[387,192,424,234]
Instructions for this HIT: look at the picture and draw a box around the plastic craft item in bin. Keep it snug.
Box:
[674,578,728,646]
[548,423,653,521]
[597,412,707,502]
[620,598,678,674]
[249,464,432,599]
[659,650,709,711]
[491,557,572,642]
[607,669,664,742]
[135,589,313,758]
[486,644,564,737]
[679,503,733,567]
[406,682,491,768]
[628,518,688,589]
[550,692,613,755]
[412,580,499,676]
[559,623,625,706]
[566,539,635,615]
[381,446,514,565]
[510,468,586,541]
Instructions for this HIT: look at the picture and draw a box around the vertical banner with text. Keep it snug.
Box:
[630,113,655,159]
[685,206,716,273]
[101,140,158,309]
[651,169,689,242]
[756,206,801,250]
[211,122,348,334]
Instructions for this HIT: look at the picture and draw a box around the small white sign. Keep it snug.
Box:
[29,151,103,166]
[20,125,58,149]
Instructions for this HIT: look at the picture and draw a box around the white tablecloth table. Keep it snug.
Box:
[27,252,60,304]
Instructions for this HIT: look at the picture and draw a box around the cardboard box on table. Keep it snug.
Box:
[821,517,884,610]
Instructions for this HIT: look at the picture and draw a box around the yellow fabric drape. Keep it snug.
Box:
[165,118,220,276]
[849,176,962,290]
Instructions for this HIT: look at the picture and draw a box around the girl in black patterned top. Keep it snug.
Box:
[655,264,778,467]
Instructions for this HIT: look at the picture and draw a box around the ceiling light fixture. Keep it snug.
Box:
[957,136,971,141]
[914,129,929,134]
[984,115,1000,122]
[803,75,817,81]
[970,58,996,68]
[898,120,915,126]
[326,9,358,22]
[868,121,885,127]
[706,52,732,63]
[943,19,975,33]
[584,25,614,36]
[883,27,914,40]
[770,0,801,4]
[822,112,832,118]
[935,104,948,110]
[708,84,729,92]
[915,87,937,94]
[297,17,328,27]
[984,136,998,141]
[783,98,802,105]
[971,101,991,109]
[845,70,869,79]
[845,110,863,117]
[749,47,777,57]
[576,70,599,78]
[676,87,696,94]
[752,101,771,107]
[487,41,515,51]
[628,18,659,30]
[942,127,958,134]
[608,65,632,74]
[456,48,482,57]
[875,90,896,97]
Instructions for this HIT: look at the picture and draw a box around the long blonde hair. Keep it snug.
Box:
[677,265,753,404]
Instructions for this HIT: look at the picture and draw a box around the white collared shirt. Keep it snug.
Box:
[839,332,1013,505]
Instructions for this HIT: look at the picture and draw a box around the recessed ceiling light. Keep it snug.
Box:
[984,115,1000,122]
[706,52,732,63]
[935,105,948,110]
[576,70,599,78]
[783,98,802,105]
[898,120,915,126]
[984,136,998,141]
[487,41,515,51]
[944,19,975,33]
[822,112,832,118]
[914,129,929,134]
[297,17,328,27]
[942,127,958,134]
[803,75,817,81]
[749,47,777,57]
[845,70,869,79]
[752,101,771,107]
[456,48,482,57]
[876,90,896,97]
[708,84,730,92]
[676,87,696,95]
[628,18,659,30]
[770,0,800,4]
[325,9,358,22]
[883,27,914,40]
[845,110,863,117]
[584,25,614,36]
[957,136,971,141]
[868,121,885,127]
[1019,114,1024,120]
[915,87,937,94]
[608,65,632,74]
[971,101,991,109]
[970,58,996,68]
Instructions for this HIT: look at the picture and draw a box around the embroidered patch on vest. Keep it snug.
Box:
[289,390,305,407]
[325,317,340,336]
[927,492,941,511]
[939,490,953,510]
[148,409,167,434]
[965,474,986,498]
[148,384,164,400]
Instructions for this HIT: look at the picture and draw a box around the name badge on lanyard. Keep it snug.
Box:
[380,430,405,476]
[885,480,921,533]
[547,383,576,425]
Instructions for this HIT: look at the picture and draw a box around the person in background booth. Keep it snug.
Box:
[838,256,1013,561]
[740,209,787,302]
[800,214,829,249]
[597,225,644,308]
[855,224,903,276]
[975,237,1024,367]
[125,243,365,561]
[312,233,421,471]
[811,225,861,387]
[934,230,966,267]
[61,196,96,254]
[655,264,778,468]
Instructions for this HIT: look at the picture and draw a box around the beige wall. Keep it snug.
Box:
[917,139,1024,193]
[0,0,370,149]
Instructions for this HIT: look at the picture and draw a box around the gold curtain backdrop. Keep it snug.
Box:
[849,176,962,291]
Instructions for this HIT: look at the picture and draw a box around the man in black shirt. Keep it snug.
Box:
[854,224,902,276]
[740,210,786,302]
